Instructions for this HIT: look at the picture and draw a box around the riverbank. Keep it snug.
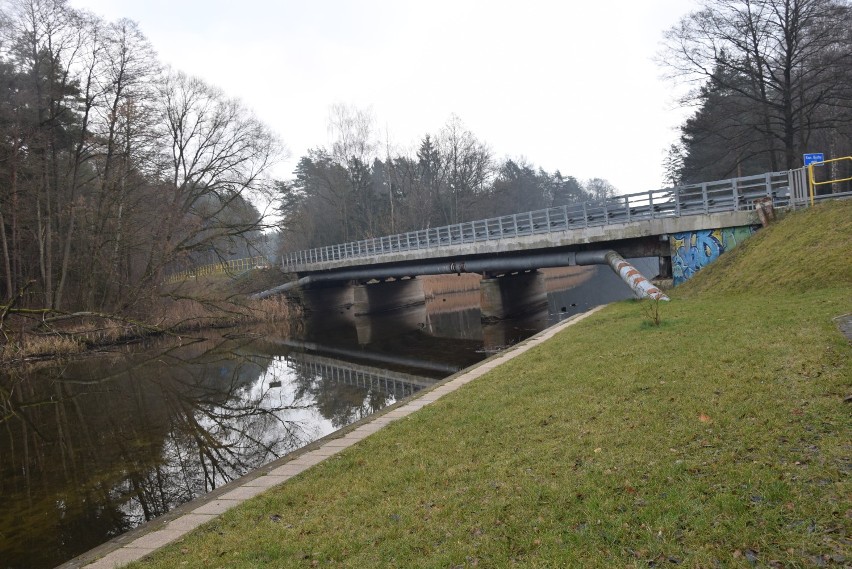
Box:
[0,268,300,365]
[102,201,851,567]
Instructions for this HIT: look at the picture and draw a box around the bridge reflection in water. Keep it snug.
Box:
[287,349,441,401]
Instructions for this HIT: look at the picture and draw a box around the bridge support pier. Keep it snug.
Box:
[300,283,355,315]
[479,270,547,320]
[353,278,425,316]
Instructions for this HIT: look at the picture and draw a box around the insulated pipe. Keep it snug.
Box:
[253,249,668,301]
[605,251,670,301]
[251,275,315,299]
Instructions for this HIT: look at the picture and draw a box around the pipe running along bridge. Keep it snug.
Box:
[257,165,845,319]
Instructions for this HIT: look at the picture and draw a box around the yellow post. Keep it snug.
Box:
[807,164,816,207]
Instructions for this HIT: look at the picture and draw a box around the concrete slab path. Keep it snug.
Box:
[67,306,605,569]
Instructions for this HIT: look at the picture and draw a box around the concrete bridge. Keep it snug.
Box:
[260,168,815,318]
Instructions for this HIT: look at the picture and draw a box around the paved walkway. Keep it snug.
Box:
[75,306,605,569]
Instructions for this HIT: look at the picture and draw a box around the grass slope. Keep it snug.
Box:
[132,202,851,568]
[676,200,852,296]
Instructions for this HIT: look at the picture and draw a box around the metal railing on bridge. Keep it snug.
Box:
[166,255,269,283]
[281,167,849,270]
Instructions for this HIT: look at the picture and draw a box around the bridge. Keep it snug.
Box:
[259,166,845,318]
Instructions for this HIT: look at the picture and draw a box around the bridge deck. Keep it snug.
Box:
[284,170,801,273]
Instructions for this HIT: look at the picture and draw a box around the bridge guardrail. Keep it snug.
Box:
[166,256,269,283]
[281,168,847,270]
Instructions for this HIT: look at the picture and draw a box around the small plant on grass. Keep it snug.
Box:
[640,296,664,327]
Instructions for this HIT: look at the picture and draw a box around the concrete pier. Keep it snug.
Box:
[479,270,547,320]
[300,282,355,314]
[353,278,425,316]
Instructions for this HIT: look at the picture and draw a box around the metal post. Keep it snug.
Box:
[582,202,588,227]
[701,183,709,213]
[732,178,739,211]
[648,191,654,218]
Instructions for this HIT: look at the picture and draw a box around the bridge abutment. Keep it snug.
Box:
[479,270,547,320]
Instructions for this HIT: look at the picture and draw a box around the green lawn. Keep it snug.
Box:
[131,202,851,568]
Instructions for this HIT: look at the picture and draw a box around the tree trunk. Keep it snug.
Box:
[0,207,11,301]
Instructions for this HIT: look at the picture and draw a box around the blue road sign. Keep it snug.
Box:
[803,153,825,166]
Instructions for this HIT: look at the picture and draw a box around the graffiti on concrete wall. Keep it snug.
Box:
[671,226,758,285]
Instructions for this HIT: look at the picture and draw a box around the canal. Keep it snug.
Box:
[0,262,655,569]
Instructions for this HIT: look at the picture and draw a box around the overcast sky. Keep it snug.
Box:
[69,0,698,195]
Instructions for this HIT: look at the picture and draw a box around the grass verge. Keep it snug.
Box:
[130,202,851,568]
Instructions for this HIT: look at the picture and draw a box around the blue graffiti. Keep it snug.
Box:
[671,226,757,285]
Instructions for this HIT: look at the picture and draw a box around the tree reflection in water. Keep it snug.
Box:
[0,334,318,569]
[0,320,465,568]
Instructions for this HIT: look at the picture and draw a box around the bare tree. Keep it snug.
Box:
[661,0,852,171]
[437,115,493,224]
[585,177,618,201]
[327,103,376,165]
[143,70,281,289]
[86,18,160,306]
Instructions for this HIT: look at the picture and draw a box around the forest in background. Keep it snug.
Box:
[277,109,618,253]
[0,0,850,319]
